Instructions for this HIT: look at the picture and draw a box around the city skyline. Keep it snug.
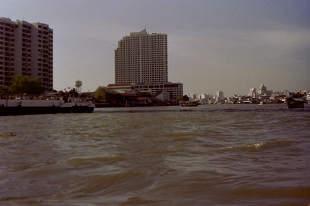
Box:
[1,0,309,96]
[188,83,281,98]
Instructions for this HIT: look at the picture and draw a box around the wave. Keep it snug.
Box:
[221,140,296,151]
[66,156,126,164]
[94,108,310,114]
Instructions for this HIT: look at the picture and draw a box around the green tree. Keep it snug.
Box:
[183,95,189,101]
[94,86,117,101]
[176,96,183,102]
[176,95,189,102]
[0,86,9,98]
[68,88,79,97]
[8,75,45,97]
[94,86,106,100]
[27,77,46,96]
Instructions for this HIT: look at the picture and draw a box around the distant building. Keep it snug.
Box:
[257,84,272,95]
[227,97,238,104]
[199,93,211,100]
[106,83,134,94]
[115,29,168,84]
[248,88,257,98]
[216,90,224,98]
[306,92,310,102]
[189,94,197,100]
[156,91,170,101]
[215,90,224,103]
[113,29,183,99]
[283,90,294,97]
[0,17,53,90]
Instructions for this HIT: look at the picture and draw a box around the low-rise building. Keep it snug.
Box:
[107,82,183,99]
[156,91,170,101]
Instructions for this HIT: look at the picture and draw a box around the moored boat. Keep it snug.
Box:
[179,101,198,107]
[286,98,305,108]
[0,96,94,116]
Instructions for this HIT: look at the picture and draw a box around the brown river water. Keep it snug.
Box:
[1,104,310,206]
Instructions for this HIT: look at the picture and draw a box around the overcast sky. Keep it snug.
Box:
[2,0,310,96]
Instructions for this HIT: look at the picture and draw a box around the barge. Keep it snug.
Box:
[179,101,198,107]
[286,98,305,108]
[0,97,95,116]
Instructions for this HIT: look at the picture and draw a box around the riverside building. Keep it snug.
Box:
[114,29,183,99]
[0,17,53,91]
[248,88,257,98]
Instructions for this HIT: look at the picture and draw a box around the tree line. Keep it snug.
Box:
[0,75,45,98]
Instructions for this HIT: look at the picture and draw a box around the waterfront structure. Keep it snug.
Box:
[0,96,94,115]
[107,83,133,94]
[248,88,257,98]
[107,82,183,100]
[156,91,170,101]
[0,17,53,90]
[113,29,183,99]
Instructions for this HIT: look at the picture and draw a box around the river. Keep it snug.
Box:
[1,104,310,205]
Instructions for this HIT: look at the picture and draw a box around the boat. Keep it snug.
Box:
[179,101,198,107]
[0,96,95,116]
[286,98,305,108]
[258,101,266,105]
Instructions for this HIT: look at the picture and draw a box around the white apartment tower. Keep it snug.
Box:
[0,18,53,91]
[248,88,257,98]
[216,90,224,98]
[115,29,168,84]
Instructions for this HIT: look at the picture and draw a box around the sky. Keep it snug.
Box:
[1,0,310,96]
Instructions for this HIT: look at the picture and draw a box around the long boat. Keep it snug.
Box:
[179,101,198,107]
[0,97,95,116]
[286,98,305,108]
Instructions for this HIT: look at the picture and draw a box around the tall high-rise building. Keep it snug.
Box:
[216,90,224,98]
[0,17,53,91]
[115,29,168,84]
[248,88,257,98]
[114,29,183,99]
